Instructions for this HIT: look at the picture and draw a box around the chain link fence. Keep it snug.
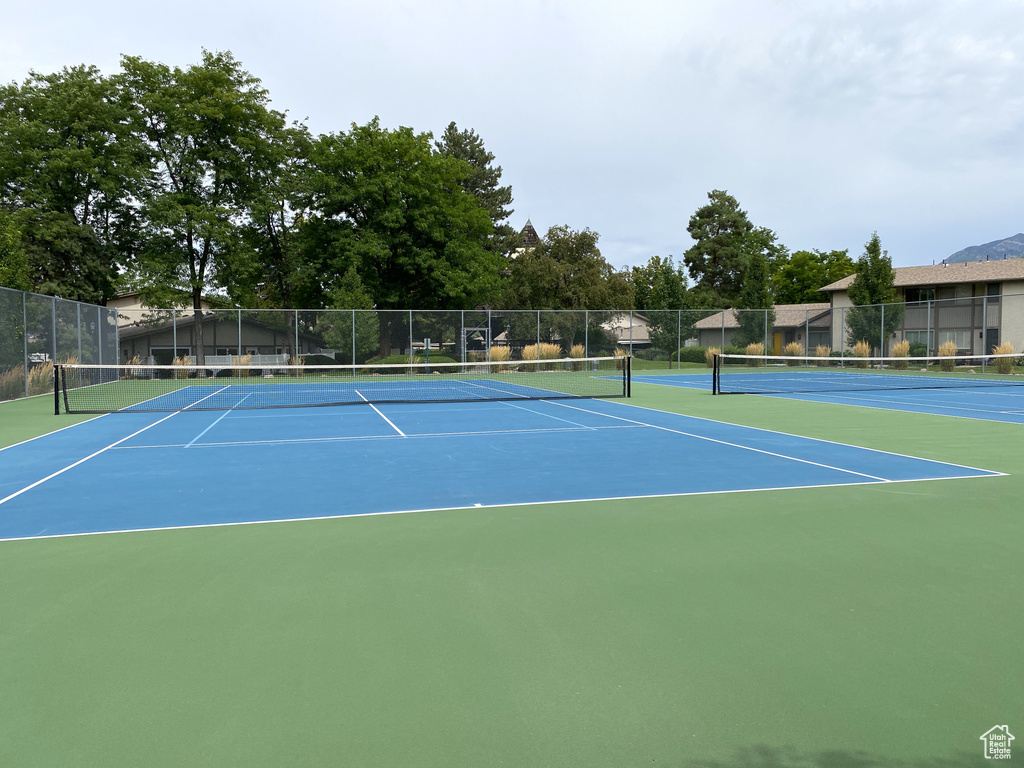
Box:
[6,287,1024,403]
[0,286,119,402]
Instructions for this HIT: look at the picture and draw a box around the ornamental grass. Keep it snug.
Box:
[938,340,958,372]
[891,339,910,370]
[993,342,1014,374]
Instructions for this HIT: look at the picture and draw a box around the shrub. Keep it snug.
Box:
[853,340,871,369]
[232,353,253,378]
[938,340,958,372]
[993,342,1014,374]
[814,345,831,366]
[909,342,928,358]
[745,342,764,367]
[783,341,804,367]
[613,347,628,370]
[705,347,720,368]
[173,355,192,379]
[891,339,910,370]
[569,343,586,371]
[672,346,710,364]
[523,342,563,370]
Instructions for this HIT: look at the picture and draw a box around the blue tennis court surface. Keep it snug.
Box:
[631,372,1024,424]
[0,398,1001,541]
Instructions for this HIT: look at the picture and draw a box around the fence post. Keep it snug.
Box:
[295,309,300,362]
[77,303,82,362]
[22,292,28,398]
[840,307,845,362]
[677,311,681,370]
[585,310,589,359]
[488,310,493,362]
[629,310,634,356]
[237,309,241,359]
[880,304,885,357]
[927,300,932,355]
[804,309,809,355]
[721,310,725,350]
[51,296,56,364]
[536,309,540,354]
[172,309,177,362]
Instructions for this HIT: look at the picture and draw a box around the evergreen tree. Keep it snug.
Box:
[435,122,519,257]
[846,232,903,353]
[683,190,753,306]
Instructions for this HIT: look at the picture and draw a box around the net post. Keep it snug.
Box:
[626,354,631,397]
[712,353,719,394]
[53,364,60,415]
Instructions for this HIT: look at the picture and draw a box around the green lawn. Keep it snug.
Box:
[0,383,1020,767]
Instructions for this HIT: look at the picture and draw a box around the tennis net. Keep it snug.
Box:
[712,352,1024,395]
[56,356,630,414]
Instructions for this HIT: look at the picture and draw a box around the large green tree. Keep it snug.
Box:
[120,50,287,362]
[846,232,903,353]
[773,249,855,304]
[502,225,631,351]
[435,122,519,258]
[683,190,753,306]
[630,255,707,353]
[0,65,147,302]
[732,249,775,348]
[306,119,502,353]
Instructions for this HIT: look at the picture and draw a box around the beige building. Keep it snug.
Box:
[694,303,832,353]
[820,259,1024,355]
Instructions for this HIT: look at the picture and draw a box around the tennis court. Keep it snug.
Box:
[1,361,1021,767]
[633,366,1024,424]
[0,396,1001,541]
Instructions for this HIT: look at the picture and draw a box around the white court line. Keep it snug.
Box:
[599,395,1005,475]
[108,423,644,450]
[497,399,596,429]
[0,411,180,507]
[185,393,253,447]
[760,391,1024,427]
[354,391,406,436]
[0,413,109,454]
[0,471,1002,544]
[547,400,889,482]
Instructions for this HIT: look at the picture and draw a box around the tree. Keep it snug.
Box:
[773,249,854,304]
[435,122,519,258]
[0,65,148,302]
[732,249,775,348]
[502,225,632,351]
[120,50,287,363]
[0,214,31,291]
[630,255,700,353]
[683,190,754,306]
[316,265,379,364]
[845,232,903,353]
[306,118,503,354]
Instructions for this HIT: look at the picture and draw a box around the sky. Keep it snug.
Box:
[4,0,1024,270]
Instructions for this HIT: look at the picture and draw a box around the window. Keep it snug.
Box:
[905,287,935,304]
[987,282,1000,304]
[939,329,971,350]
[904,330,934,352]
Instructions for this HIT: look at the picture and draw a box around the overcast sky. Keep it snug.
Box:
[4,0,1024,270]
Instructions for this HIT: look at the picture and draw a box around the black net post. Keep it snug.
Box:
[53,364,60,415]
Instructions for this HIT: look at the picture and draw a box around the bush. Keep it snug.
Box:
[303,354,339,366]
[705,347,720,368]
[993,342,1014,374]
[814,345,831,366]
[672,346,710,364]
[853,340,871,369]
[783,341,804,366]
[938,340,958,372]
[569,343,586,371]
[909,342,927,358]
[891,339,910,370]
[745,342,764,367]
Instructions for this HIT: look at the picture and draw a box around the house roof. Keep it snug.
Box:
[820,258,1024,292]
[694,303,831,330]
[119,311,321,342]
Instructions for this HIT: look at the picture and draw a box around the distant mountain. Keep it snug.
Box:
[945,234,1024,263]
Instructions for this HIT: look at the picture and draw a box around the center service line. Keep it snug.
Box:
[355,390,407,436]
